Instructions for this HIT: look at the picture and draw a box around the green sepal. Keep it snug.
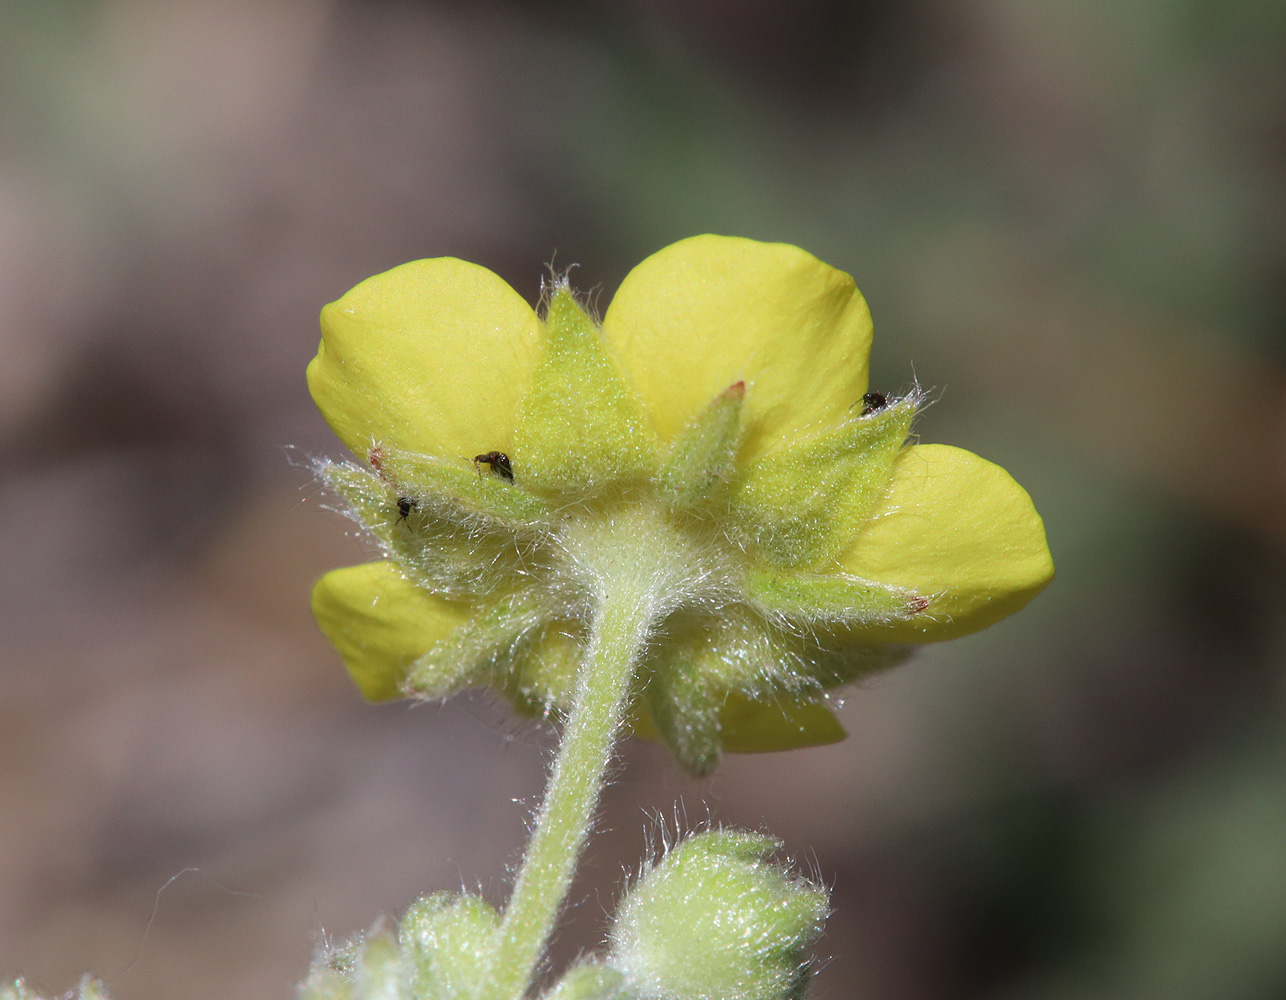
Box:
[318,460,534,597]
[402,893,501,1000]
[642,666,849,771]
[639,607,849,772]
[794,636,912,691]
[513,284,658,492]
[657,381,745,507]
[732,393,918,567]
[653,607,796,695]
[645,654,724,778]
[498,619,585,719]
[372,447,550,526]
[404,590,549,699]
[745,567,926,627]
[541,963,628,1000]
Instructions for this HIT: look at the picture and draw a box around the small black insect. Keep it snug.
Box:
[860,391,888,415]
[473,451,514,482]
[396,496,418,523]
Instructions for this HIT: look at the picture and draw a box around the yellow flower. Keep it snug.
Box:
[308,235,1053,775]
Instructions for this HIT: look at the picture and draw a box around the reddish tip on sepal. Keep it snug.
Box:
[724,380,747,399]
[368,446,386,477]
[907,594,931,615]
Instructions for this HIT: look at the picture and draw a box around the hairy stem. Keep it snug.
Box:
[479,583,654,1000]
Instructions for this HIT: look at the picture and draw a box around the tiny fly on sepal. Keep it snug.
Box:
[473,451,514,482]
[395,496,418,523]
[859,391,887,415]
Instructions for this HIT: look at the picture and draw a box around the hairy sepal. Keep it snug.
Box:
[377,447,550,525]
[644,649,724,777]
[640,607,852,774]
[317,459,544,597]
[403,590,550,700]
[744,567,927,629]
[657,380,745,509]
[732,391,921,567]
[497,619,586,720]
[513,284,659,494]
[405,594,587,721]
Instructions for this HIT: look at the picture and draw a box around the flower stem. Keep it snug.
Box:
[480,583,654,1000]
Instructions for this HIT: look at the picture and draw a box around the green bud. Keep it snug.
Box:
[541,962,629,1000]
[296,893,502,1000]
[609,830,829,1000]
[353,929,403,998]
[401,892,501,999]
[1,979,110,1000]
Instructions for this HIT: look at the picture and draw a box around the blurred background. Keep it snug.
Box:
[1,1,1284,997]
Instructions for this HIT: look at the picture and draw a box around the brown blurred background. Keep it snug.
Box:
[1,1,1284,998]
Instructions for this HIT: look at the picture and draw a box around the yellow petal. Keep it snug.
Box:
[308,258,543,461]
[721,695,847,753]
[603,235,872,464]
[837,444,1054,642]
[629,690,846,760]
[311,561,474,701]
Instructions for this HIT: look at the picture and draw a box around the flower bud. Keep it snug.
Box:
[608,830,828,1000]
[400,892,500,998]
[297,892,501,1000]
[542,962,629,1000]
[1,979,110,1000]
